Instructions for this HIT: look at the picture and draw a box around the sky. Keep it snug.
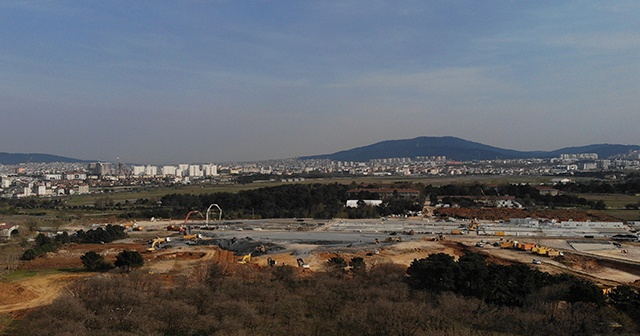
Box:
[2,1,640,164]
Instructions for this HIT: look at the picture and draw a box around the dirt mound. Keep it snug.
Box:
[156,252,206,260]
[435,208,619,221]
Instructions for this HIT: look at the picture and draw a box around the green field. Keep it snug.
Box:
[578,193,640,209]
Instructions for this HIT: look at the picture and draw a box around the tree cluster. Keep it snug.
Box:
[555,178,640,195]
[21,232,69,260]
[73,224,127,244]
[21,225,127,261]
[406,253,605,307]
[81,250,143,272]
[10,259,637,336]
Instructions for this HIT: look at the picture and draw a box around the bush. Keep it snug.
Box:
[114,250,144,272]
[80,251,114,272]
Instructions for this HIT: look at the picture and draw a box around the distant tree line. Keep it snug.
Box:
[120,183,424,220]
[555,178,640,195]
[113,181,619,220]
[425,183,606,209]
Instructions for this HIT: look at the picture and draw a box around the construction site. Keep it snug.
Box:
[1,209,640,334]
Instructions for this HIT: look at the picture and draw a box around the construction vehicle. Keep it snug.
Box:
[468,218,479,231]
[167,224,182,231]
[500,241,514,249]
[516,242,536,251]
[181,210,204,234]
[238,253,252,264]
[535,246,549,255]
[297,258,310,269]
[147,237,171,252]
[183,233,202,241]
[546,249,561,257]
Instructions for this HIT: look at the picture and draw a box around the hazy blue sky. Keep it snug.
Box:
[2,1,639,164]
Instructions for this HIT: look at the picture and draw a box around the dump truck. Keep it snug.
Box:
[500,241,514,249]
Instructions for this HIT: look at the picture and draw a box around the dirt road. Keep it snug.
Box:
[0,274,82,314]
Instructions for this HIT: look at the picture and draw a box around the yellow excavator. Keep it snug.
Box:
[238,253,252,264]
[147,237,170,252]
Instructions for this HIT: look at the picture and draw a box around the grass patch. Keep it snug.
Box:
[601,209,640,221]
[577,193,640,209]
[0,270,38,282]
[58,267,86,273]
[0,269,61,282]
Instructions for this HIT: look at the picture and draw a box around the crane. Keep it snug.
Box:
[181,210,204,234]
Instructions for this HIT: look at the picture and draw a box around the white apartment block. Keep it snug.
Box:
[132,165,146,176]
[189,165,203,177]
[161,166,177,176]
[202,163,218,176]
[145,165,157,176]
[178,164,190,176]
[1,177,10,189]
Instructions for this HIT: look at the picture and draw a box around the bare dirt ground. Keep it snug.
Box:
[0,273,84,314]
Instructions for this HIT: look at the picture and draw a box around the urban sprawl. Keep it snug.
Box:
[2,151,640,199]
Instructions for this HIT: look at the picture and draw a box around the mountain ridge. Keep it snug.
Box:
[0,152,87,165]
[300,136,640,162]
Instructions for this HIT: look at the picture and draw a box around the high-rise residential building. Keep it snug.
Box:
[132,165,145,176]
[145,165,158,176]
[178,164,189,176]
[161,166,177,176]
[202,163,218,176]
[189,165,203,177]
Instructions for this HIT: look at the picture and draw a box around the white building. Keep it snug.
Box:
[346,200,383,208]
[75,185,90,195]
[161,166,177,176]
[202,163,218,176]
[132,165,146,176]
[35,185,50,196]
[556,221,624,229]
[145,165,158,176]
[189,165,203,177]
[44,174,62,180]
[178,164,190,176]
[1,176,11,189]
[65,173,87,180]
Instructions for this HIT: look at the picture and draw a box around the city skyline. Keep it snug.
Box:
[2,1,640,165]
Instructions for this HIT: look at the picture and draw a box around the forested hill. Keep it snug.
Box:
[0,152,86,164]
[300,136,640,162]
